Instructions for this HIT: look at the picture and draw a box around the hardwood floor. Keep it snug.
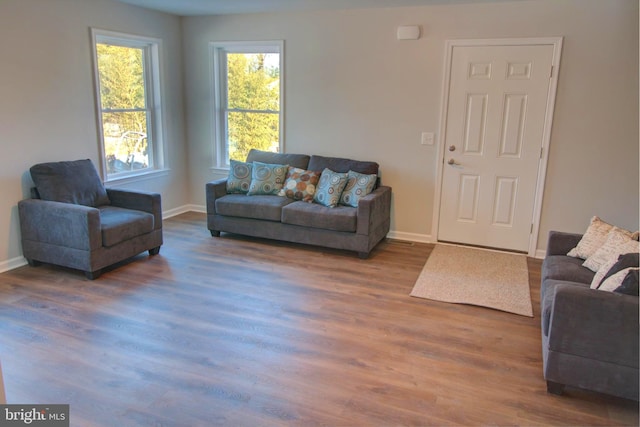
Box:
[0,212,637,426]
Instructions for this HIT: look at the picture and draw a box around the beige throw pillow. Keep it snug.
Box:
[583,229,640,272]
[567,216,638,259]
[590,256,618,289]
[597,267,640,292]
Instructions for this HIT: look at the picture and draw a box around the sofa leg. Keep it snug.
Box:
[26,258,42,267]
[149,246,161,256]
[85,269,102,280]
[210,230,221,237]
[358,251,369,259]
[546,381,565,395]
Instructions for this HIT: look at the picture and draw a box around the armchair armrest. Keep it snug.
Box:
[106,188,162,230]
[206,179,228,215]
[546,231,582,257]
[548,283,639,367]
[356,185,392,235]
[18,199,102,250]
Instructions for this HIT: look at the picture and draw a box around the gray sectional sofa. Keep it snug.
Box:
[540,231,639,401]
[205,149,392,258]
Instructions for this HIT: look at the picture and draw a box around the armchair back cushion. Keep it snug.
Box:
[30,159,110,207]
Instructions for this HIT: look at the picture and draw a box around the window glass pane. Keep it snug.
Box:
[102,111,149,175]
[97,44,146,110]
[227,111,279,162]
[226,53,280,111]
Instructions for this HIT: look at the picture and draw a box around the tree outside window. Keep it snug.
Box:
[92,30,164,180]
[212,42,283,167]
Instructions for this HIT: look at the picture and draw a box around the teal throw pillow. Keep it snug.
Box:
[339,170,377,207]
[247,161,288,195]
[313,168,348,208]
[226,160,253,194]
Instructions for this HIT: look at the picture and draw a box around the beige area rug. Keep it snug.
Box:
[410,244,533,317]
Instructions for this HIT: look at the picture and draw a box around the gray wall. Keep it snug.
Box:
[0,0,637,270]
[0,0,188,270]
[183,0,639,252]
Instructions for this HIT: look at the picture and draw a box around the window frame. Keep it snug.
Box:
[91,28,166,182]
[210,40,284,170]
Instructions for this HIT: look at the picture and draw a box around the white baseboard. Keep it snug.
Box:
[0,256,27,274]
[534,249,546,259]
[386,231,434,244]
[163,204,205,219]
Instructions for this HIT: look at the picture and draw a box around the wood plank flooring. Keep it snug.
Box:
[0,212,637,426]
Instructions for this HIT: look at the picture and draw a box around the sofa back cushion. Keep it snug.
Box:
[308,155,379,176]
[30,159,110,207]
[246,149,310,170]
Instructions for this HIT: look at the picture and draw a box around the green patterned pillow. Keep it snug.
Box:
[226,160,253,194]
[247,161,288,195]
[313,168,348,208]
[339,170,377,207]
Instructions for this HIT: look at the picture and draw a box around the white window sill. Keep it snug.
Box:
[104,168,171,186]
[210,166,230,174]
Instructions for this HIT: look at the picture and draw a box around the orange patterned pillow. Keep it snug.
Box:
[278,167,321,202]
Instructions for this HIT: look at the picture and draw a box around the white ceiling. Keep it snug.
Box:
[115,0,513,16]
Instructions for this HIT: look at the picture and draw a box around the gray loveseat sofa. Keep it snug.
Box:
[206,149,392,258]
[540,231,639,401]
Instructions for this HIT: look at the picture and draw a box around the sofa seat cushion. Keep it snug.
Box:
[216,194,294,221]
[542,255,595,284]
[281,202,357,232]
[99,206,154,247]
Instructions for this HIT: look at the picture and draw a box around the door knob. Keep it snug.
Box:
[447,158,459,166]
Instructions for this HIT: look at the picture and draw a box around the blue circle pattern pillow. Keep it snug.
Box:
[340,170,377,207]
[226,160,253,194]
[313,168,348,208]
[247,161,288,195]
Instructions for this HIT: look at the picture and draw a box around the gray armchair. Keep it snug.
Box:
[18,159,163,279]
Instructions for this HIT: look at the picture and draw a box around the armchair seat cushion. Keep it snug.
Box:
[215,194,294,222]
[99,206,154,247]
[281,202,357,232]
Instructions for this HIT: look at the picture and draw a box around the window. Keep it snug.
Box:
[92,29,164,180]
[211,41,283,168]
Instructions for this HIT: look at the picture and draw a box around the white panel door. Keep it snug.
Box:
[438,44,555,252]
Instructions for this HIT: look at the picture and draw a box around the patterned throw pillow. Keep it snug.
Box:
[583,228,640,272]
[226,160,253,194]
[590,253,639,289]
[278,167,321,202]
[247,162,288,196]
[313,168,348,208]
[567,216,616,259]
[597,267,639,295]
[339,170,377,207]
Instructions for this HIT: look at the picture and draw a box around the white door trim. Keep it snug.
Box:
[431,37,563,256]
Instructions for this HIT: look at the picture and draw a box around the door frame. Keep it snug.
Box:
[431,37,563,256]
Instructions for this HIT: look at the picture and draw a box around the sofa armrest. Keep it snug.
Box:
[548,283,639,367]
[206,179,228,215]
[546,231,583,257]
[106,188,162,230]
[18,199,102,251]
[356,185,392,235]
